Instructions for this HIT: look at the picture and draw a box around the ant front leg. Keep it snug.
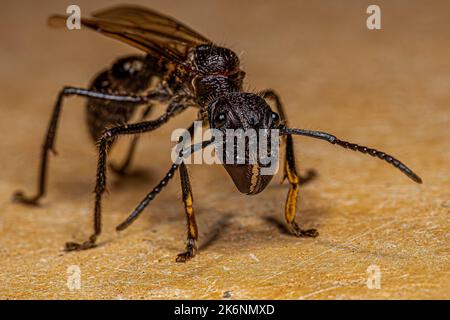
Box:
[261,90,317,185]
[13,86,168,205]
[65,100,188,251]
[113,123,210,262]
[176,162,198,262]
[282,134,318,238]
[261,89,318,237]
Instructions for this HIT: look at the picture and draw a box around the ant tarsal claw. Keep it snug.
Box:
[289,221,319,238]
[176,239,197,262]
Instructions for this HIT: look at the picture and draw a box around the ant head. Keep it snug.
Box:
[208,92,280,131]
[207,92,281,195]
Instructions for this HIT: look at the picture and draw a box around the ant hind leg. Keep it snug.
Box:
[13,86,159,206]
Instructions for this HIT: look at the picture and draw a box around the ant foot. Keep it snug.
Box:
[289,221,319,238]
[175,239,197,262]
[12,191,40,206]
[65,235,98,251]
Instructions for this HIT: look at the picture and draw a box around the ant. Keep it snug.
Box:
[14,5,422,262]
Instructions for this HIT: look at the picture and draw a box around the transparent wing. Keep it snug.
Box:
[48,5,211,63]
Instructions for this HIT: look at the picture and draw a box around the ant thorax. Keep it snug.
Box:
[188,44,245,106]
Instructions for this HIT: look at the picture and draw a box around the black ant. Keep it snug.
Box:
[14,5,422,262]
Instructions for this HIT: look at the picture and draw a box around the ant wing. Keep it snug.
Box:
[48,5,211,63]
[91,5,210,44]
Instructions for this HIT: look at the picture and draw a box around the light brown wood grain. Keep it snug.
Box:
[0,0,448,299]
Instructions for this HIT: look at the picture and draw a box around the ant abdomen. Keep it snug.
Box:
[85,55,159,142]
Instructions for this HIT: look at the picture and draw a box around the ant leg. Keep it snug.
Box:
[261,90,317,184]
[115,124,211,262]
[109,105,153,176]
[115,122,199,231]
[109,98,194,176]
[65,100,189,251]
[176,162,198,262]
[261,90,318,237]
[13,86,168,205]
[116,163,181,232]
[282,134,318,237]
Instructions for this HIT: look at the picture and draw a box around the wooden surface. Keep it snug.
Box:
[0,0,448,299]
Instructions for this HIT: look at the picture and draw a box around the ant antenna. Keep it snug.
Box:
[282,127,422,184]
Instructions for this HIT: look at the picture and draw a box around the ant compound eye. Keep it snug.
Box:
[271,112,280,125]
[214,112,227,128]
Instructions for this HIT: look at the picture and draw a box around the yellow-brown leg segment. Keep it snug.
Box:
[284,135,319,237]
[261,89,318,237]
[176,162,198,262]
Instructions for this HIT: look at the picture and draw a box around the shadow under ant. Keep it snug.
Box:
[197,169,321,250]
[199,213,234,251]
[110,166,154,190]
[269,169,317,189]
